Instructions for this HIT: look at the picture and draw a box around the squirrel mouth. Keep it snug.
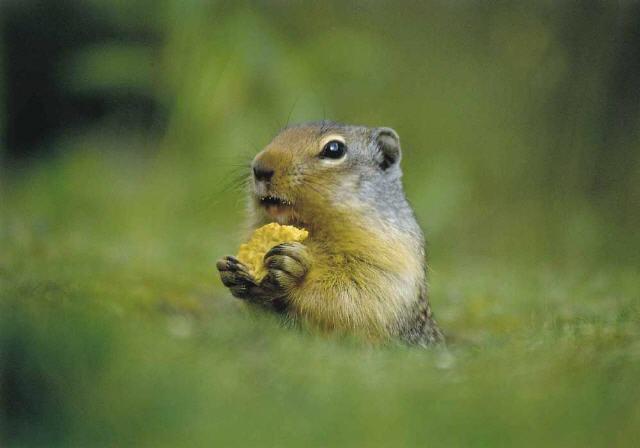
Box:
[260,195,292,207]
[258,195,294,219]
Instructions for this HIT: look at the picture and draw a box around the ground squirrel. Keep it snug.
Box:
[217,122,444,347]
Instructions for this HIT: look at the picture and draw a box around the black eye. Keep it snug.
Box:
[320,140,346,159]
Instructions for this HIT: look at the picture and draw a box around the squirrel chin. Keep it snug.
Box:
[264,205,293,222]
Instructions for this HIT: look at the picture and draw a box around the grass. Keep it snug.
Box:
[1,148,639,447]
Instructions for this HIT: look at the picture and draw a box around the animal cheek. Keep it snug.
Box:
[290,174,303,189]
[290,165,306,178]
[287,168,305,187]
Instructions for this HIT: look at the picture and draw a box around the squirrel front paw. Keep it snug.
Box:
[216,255,261,300]
[261,242,310,294]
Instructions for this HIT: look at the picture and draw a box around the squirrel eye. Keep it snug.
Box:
[320,140,346,159]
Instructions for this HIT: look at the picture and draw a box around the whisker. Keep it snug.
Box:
[301,178,331,198]
[303,176,332,191]
[221,173,251,194]
[284,96,300,129]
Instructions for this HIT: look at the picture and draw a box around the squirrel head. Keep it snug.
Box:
[250,122,404,228]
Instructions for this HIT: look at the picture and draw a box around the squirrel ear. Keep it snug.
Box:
[374,127,401,170]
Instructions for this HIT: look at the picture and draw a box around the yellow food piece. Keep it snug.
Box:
[236,223,309,281]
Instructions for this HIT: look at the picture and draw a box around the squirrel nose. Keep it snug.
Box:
[252,161,274,182]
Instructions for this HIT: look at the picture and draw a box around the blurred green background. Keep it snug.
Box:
[1,1,639,446]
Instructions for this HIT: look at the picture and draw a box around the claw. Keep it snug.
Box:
[264,242,309,266]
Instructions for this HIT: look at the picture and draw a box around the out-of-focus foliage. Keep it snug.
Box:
[1,1,639,446]
[6,0,638,262]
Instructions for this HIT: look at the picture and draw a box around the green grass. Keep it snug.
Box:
[1,149,639,447]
